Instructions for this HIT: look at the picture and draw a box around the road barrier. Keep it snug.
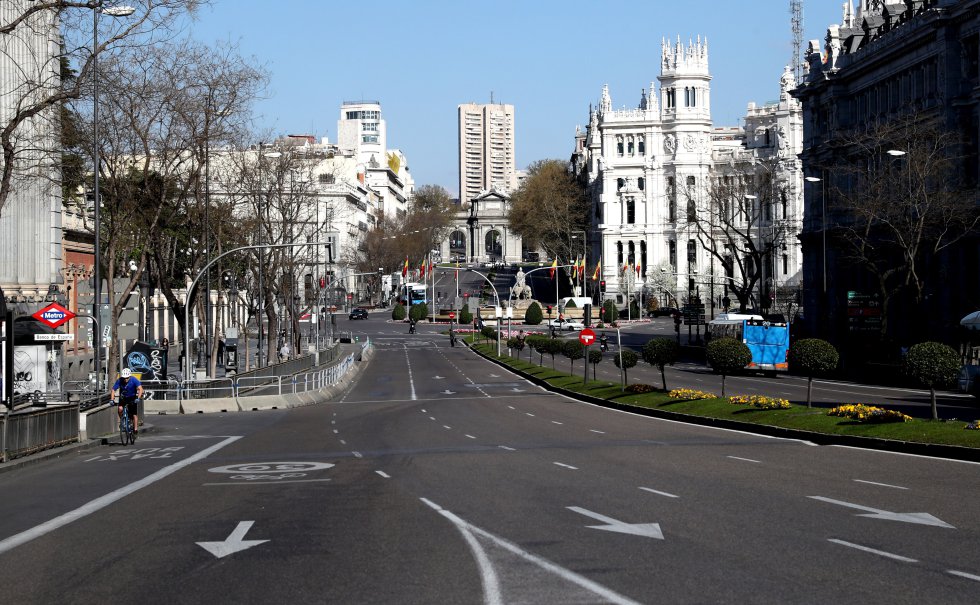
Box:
[82,399,146,441]
[1,404,80,462]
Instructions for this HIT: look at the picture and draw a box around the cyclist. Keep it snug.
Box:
[111,368,144,436]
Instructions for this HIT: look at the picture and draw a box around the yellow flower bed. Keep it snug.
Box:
[729,394,791,410]
[827,404,912,424]
[668,388,717,400]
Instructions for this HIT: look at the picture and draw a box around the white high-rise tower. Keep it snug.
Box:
[458,102,517,205]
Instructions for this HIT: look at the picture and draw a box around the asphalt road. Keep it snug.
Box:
[1,312,979,603]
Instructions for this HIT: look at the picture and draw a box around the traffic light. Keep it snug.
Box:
[599,280,606,293]
[546,305,552,315]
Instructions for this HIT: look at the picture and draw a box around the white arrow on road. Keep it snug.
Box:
[808,496,955,528]
[433,375,445,380]
[567,507,664,540]
[197,521,270,558]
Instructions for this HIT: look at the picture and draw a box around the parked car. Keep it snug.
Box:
[548,317,585,331]
[349,308,368,320]
[650,307,679,318]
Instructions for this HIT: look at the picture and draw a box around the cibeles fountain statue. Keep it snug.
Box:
[510,267,533,301]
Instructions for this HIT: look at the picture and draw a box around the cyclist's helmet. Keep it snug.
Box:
[121,368,132,379]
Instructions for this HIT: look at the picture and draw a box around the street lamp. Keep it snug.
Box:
[92,3,136,391]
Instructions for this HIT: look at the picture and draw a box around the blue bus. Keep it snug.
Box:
[399,283,427,306]
[708,314,790,376]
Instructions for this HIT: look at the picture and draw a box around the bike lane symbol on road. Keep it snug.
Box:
[204,461,335,485]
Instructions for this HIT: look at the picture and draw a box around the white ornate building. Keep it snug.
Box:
[573,37,804,313]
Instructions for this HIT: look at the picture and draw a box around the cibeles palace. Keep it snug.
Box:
[572,37,804,311]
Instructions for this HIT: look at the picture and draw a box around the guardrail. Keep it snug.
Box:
[1,404,80,462]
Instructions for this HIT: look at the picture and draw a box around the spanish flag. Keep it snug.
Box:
[591,258,601,281]
[549,258,558,280]
[578,257,585,277]
[635,263,642,277]
[420,260,426,279]
[402,257,409,278]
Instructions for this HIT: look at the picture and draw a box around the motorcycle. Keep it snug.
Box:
[409,322,416,334]
[599,338,609,352]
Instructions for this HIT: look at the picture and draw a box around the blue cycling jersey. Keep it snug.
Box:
[112,376,142,401]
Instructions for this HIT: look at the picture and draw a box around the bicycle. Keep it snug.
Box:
[117,399,137,446]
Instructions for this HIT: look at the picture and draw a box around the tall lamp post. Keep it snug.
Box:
[92,3,136,391]
[804,175,827,295]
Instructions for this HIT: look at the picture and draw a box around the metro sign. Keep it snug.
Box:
[579,328,596,346]
[32,302,76,329]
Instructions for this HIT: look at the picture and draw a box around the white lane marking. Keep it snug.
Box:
[420,498,641,605]
[808,496,954,528]
[828,539,917,563]
[639,487,680,499]
[421,409,427,413]
[567,507,664,540]
[339,440,347,445]
[508,406,515,410]
[352,451,363,458]
[590,429,605,434]
[0,436,242,555]
[204,478,333,486]
[196,521,269,558]
[429,416,437,421]
[551,421,563,425]
[854,479,909,490]
[499,445,516,451]
[405,348,417,401]
[727,456,761,463]
[554,462,578,470]
[831,444,980,466]
[376,471,390,479]
[948,570,980,582]
[443,425,452,430]
[333,429,339,434]
[465,434,476,439]
[331,420,336,425]
[526,413,535,417]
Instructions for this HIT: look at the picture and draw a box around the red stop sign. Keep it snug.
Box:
[449,312,456,320]
[579,328,596,346]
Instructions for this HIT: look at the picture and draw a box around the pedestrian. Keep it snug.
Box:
[217,336,225,364]
[280,342,290,361]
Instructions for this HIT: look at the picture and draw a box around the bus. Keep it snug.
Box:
[399,283,427,306]
[707,313,790,376]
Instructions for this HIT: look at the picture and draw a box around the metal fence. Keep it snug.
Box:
[83,399,146,442]
[1,404,80,462]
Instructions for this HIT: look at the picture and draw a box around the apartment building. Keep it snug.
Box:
[458,102,518,205]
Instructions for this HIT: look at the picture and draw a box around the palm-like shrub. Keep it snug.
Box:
[601,300,617,323]
[613,349,638,383]
[588,349,603,380]
[788,338,839,408]
[459,305,473,325]
[642,338,679,391]
[392,303,406,321]
[524,301,543,325]
[480,326,496,345]
[562,339,584,374]
[528,335,547,365]
[705,337,751,397]
[545,337,563,369]
[906,341,960,420]
[409,303,427,322]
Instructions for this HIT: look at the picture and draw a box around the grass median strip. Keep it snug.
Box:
[468,340,980,450]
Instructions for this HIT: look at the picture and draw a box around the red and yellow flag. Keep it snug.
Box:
[591,258,601,281]
[549,258,558,280]
[420,260,426,279]
[402,257,409,278]
[578,257,585,277]
[635,263,642,277]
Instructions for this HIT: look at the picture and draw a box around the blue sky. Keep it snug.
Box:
[185,0,842,197]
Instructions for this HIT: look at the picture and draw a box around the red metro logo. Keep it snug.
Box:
[32,302,76,329]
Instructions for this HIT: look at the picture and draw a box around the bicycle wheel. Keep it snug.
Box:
[119,414,128,446]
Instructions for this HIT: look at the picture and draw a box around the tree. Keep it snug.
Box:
[601,300,617,324]
[524,301,543,325]
[562,339,584,374]
[508,336,525,358]
[392,303,406,321]
[706,337,752,397]
[825,116,980,341]
[613,349,638,383]
[642,338,680,391]
[788,338,839,408]
[528,335,547,365]
[459,305,472,325]
[0,0,204,220]
[508,159,588,268]
[905,341,960,420]
[545,337,562,369]
[588,348,603,380]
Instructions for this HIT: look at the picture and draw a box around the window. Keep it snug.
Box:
[665,88,675,109]
[686,176,696,222]
[318,173,335,184]
[780,189,788,220]
[627,137,634,155]
[626,198,635,224]
[667,177,676,222]
[362,122,378,132]
[668,240,676,268]
[684,87,696,107]
[687,239,697,266]
[638,136,645,155]
[628,241,636,266]
[782,254,789,275]
[617,178,624,191]
[617,241,624,267]
[617,137,624,156]
[362,135,379,144]
[640,241,647,273]
[638,177,644,191]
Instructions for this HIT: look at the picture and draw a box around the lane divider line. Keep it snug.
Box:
[828,539,917,563]
[554,462,578,470]
[727,456,761,463]
[0,436,242,555]
[639,487,680,499]
[376,471,391,479]
[854,479,908,490]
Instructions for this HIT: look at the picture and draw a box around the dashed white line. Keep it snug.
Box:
[854,479,908,490]
[526,413,535,417]
[465,434,476,439]
[508,406,515,410]
[376,471,390,479]
[429,416,437,421]
[443,425,452,430]
[339,439,347,445]
[554,462,578,470]
[639,487,679,498]
[590,429,605,434]
[551,421,564,425]
[828,539,917,563]
[727,456,761,463]
[333,429,339,434]
[352,451,363,458]
[499,445,516,451]
[948,570,980,583]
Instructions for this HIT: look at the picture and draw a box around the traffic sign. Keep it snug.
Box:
[449,312,456,320]
[35,333,72,341]
[579,328,596,346]
[32,302,75,329]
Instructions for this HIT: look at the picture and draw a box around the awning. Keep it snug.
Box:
[961,311,980,331]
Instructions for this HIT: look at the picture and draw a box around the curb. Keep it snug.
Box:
[0,423,158,475]
[471,345,980,464]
